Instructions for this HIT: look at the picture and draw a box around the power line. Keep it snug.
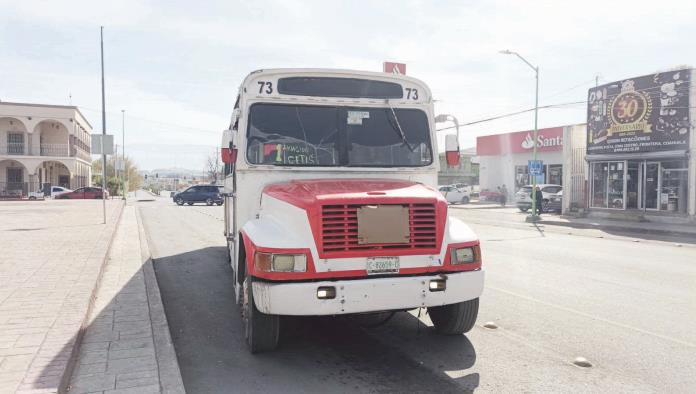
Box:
[78,106,221,133]
[435,101,585,131]
[542,77,599,100]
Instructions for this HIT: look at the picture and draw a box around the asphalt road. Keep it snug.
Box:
[138,197,696,393]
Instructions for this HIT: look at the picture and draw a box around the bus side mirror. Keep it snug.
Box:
[230,108,241,131]
[221,129,237,165]
[444,134,460,167]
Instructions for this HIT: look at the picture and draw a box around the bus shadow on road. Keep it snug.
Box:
[149,245,478,393]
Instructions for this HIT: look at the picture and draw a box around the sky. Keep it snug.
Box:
[1,0,695,170]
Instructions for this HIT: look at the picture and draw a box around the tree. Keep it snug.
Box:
[92,155,143,193]
[205,151,221,184]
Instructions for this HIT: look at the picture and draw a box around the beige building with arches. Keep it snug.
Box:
[0,101,92,198]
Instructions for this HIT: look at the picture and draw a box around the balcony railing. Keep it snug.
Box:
[40,144,70,157]
[0,143,26,155]
[74,146,91,161]
[0,143,89,158]
[0,181,41,199]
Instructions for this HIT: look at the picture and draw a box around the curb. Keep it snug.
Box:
[135,204,186,393]
[60,200,126,394]
[450,204,509,210]
[537,219,696,239]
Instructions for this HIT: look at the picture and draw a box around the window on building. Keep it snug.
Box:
[7,133,24,155]
[591,162,608,208]
[591,161,626,209]
[608,162,625,209]
[515,165,529,190]
[548,164,562,185]
[660,160,688,213]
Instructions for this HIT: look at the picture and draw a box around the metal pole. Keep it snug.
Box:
[531,66,539,218]
[122,109,126,200]
[100,26,107,224]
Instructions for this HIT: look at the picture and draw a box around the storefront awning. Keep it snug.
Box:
[586,150,689,161]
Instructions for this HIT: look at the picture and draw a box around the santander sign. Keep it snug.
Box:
[520,132,563,150]
[477,126,564,156]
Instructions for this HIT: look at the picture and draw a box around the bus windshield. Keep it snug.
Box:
[246,103,432,167]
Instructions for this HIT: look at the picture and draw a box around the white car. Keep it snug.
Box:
[515,184,562,212]
[28,186,73,200]
[438,185,471,204]
[27,191,44,200]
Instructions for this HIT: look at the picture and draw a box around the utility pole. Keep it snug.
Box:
[215,147,220,184]
[100,26,107,224]
[122,109,126,200]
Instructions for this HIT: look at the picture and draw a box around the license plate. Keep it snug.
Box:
[366,257,400,275]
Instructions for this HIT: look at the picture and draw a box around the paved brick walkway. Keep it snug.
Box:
[0,200,123,393]
[68,204,183,394]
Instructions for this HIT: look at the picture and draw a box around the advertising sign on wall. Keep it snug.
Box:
[587,69,690,155]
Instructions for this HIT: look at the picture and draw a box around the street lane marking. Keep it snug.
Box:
[488,286,696,348]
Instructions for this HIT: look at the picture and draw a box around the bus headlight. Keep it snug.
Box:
[450,245,481,265]
[254,252,307,272]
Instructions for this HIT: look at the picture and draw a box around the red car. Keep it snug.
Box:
[56,187,109,199]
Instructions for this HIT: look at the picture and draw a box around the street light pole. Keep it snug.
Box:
[100,26,107,224]
[121,109,126,200]
[500,49,540,220]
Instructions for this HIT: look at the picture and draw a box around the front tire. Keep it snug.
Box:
[243,277,279,353]
[461,196,470,204]
[519,207,529,212]
[175,198,184,206]
[28,196,37,200]
[428,298,479,335]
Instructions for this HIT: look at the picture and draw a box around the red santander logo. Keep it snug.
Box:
[521,132,563,150]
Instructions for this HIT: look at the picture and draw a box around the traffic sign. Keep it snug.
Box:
[91,134,114,155]
[383,62,406,75]
[528,160,544,176]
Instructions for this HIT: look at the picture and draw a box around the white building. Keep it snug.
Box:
[477,126,568,199]
[0,101,92,198]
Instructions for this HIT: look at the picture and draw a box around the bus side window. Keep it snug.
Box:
[232,95,240,131]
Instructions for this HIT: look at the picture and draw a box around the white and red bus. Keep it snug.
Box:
[220,68,483,352]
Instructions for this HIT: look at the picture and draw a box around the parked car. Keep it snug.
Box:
[547,189,563,213]
[49,186,73,198]
[173,185,223,206]
[479,190,503,203]
[27,191,44,200]
[438,185,470,204]
[515,184,562,212]
[28,186,73,200]
[56,187,108,199]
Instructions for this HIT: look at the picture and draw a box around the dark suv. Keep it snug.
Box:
[173,185,223,206]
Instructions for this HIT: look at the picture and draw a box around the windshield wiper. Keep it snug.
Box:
[386,102,417,152]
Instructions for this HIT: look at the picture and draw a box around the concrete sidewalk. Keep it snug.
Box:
[452,204,696,239]
[67,203,184,394]
[0,200,123,393]
[537,215,696,238]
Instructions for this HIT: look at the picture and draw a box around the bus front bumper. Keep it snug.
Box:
[251,270,485,316]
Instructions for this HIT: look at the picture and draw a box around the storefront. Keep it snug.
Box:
[584,68,696,218]
[477,126,568,197]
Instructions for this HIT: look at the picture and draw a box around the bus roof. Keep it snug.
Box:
[239,68,433,103]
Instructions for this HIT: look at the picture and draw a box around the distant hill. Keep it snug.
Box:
[139,167,206,179]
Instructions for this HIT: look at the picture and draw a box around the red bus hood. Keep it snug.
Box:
[262,178,445,209]
[263,179,448,259]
